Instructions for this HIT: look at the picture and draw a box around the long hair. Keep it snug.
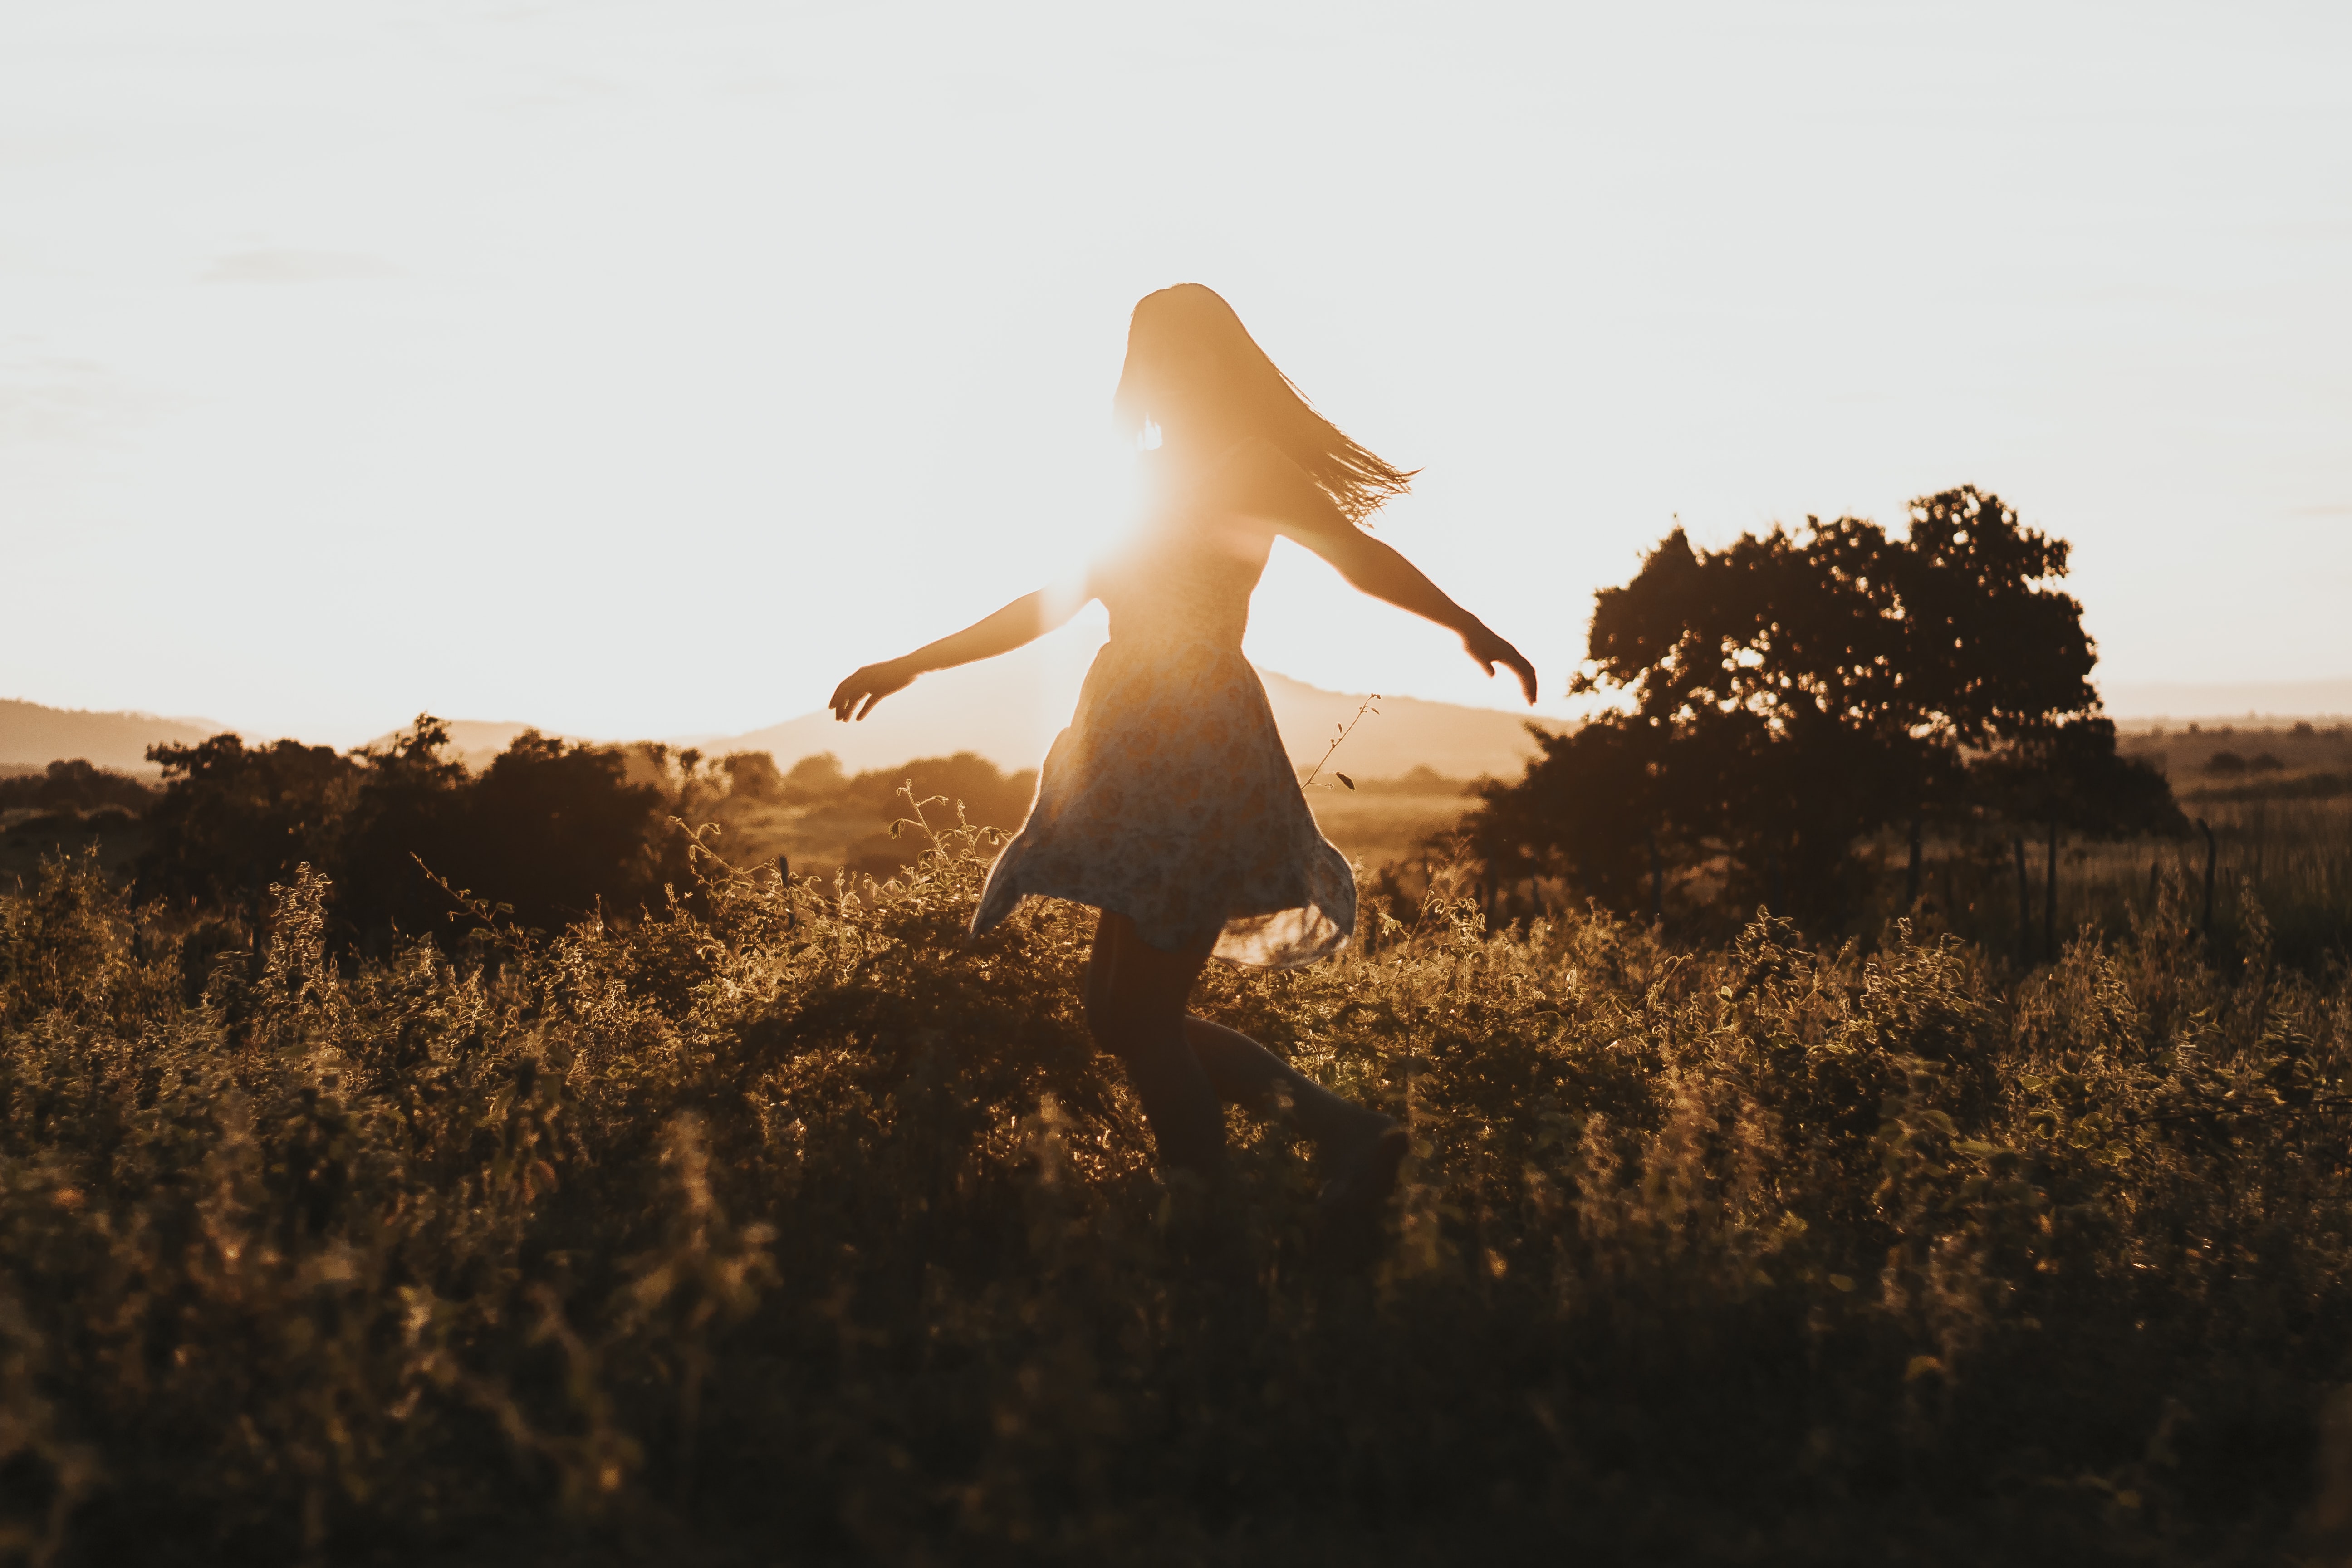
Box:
[1111,284,1414,524]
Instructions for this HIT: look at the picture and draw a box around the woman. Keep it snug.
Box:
[830,284,1536,1225]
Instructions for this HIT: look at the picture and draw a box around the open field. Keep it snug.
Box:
[1881,729,2352,973]
[1298,770,1481,873]
[585,764,1483,893]
[4,821,2351,1563]
[1353,729,2352,977]
[2118,721,2352,778]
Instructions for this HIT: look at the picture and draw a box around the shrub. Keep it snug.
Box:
[135,736,359,914]
[0,762,155,817]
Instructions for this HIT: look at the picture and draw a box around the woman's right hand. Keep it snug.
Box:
[829,658,916,722]
[1463,624,1539,706]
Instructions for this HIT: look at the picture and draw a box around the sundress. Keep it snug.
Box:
[969,443,1357,968]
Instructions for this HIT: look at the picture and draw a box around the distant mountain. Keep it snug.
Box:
[4,654,1554,787]
[0,698,223,774]
[703,642,1563,781]
[2102,678,2352,723]
[24,667,2338,788]
[1256,673,1564,781]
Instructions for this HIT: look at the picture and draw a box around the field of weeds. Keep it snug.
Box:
[3,808,2351,1565]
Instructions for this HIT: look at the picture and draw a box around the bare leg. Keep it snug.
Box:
[1182,1015,1392,1164]
[1084,910,1396,1191]
[1084,911,1225,1182]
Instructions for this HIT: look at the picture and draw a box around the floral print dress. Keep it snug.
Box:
[969,444,1357,967]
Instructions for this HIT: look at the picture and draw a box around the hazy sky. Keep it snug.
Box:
[4,2,2347,746]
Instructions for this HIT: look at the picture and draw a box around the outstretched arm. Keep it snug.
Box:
[1236,445,1539,704]
[829,585,1086,721]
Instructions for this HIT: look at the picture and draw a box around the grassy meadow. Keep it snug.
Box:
[600,751,1478,895]
[1373,725,2352,981]
[1873,725,2352,974]
[4,786,2351,1564]
[1295,768,1482,873]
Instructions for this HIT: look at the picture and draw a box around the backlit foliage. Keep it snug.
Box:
[1,808,2348,1562]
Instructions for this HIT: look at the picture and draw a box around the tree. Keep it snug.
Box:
[333,716,472,941]
[457,731,667,930]
[0,760,156,816]
[718,751,787,804]
[1472,487,2163,927]
[137,735,361,914]
[337,720,668,940]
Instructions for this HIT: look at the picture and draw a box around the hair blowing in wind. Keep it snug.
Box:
[1111,283,1416,525]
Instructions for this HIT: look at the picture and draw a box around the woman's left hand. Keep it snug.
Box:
[1463,625,1539,705]
[829,659,916,721]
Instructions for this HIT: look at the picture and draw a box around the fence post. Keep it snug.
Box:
[2198,818,2216,938]
[2013,834,2031,967]
[1648,829,1663,926]
[2043,822,2058,963]
[1906,816,1923,909]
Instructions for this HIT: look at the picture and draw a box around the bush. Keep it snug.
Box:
[135,736,358,914]
[334,729,667,941]
[133,723,669,948]
[0,761,155,817]
[1,813,2347,1563]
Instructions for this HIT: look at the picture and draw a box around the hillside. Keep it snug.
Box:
[0,698,221,773]
[705,641,1564,781]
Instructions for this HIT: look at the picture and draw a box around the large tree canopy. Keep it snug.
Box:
[1473,487,2176,925]
[1578,487,2097,746]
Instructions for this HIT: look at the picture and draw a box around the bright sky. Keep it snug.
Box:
[4,2,2347,747]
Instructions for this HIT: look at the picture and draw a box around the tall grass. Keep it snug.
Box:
[1846,796,2352,974]
[1,802,2349,1563]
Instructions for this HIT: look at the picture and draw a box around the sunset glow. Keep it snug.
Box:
[2,3,2346,744]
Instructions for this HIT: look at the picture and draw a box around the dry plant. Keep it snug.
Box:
[0,801,2347,1563]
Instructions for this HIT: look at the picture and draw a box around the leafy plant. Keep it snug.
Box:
[0,806,2346,1563]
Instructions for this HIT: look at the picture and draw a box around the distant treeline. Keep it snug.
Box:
[0,759,156,816]
[0,723,1040,948]
[2185,771,2352,805]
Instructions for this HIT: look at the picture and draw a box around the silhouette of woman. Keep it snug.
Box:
[830,284,1536,1225]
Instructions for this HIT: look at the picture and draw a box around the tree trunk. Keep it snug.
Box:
[2014,834,2031,967]
[1906,817,1923,909]
[2043,821,2059,963]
